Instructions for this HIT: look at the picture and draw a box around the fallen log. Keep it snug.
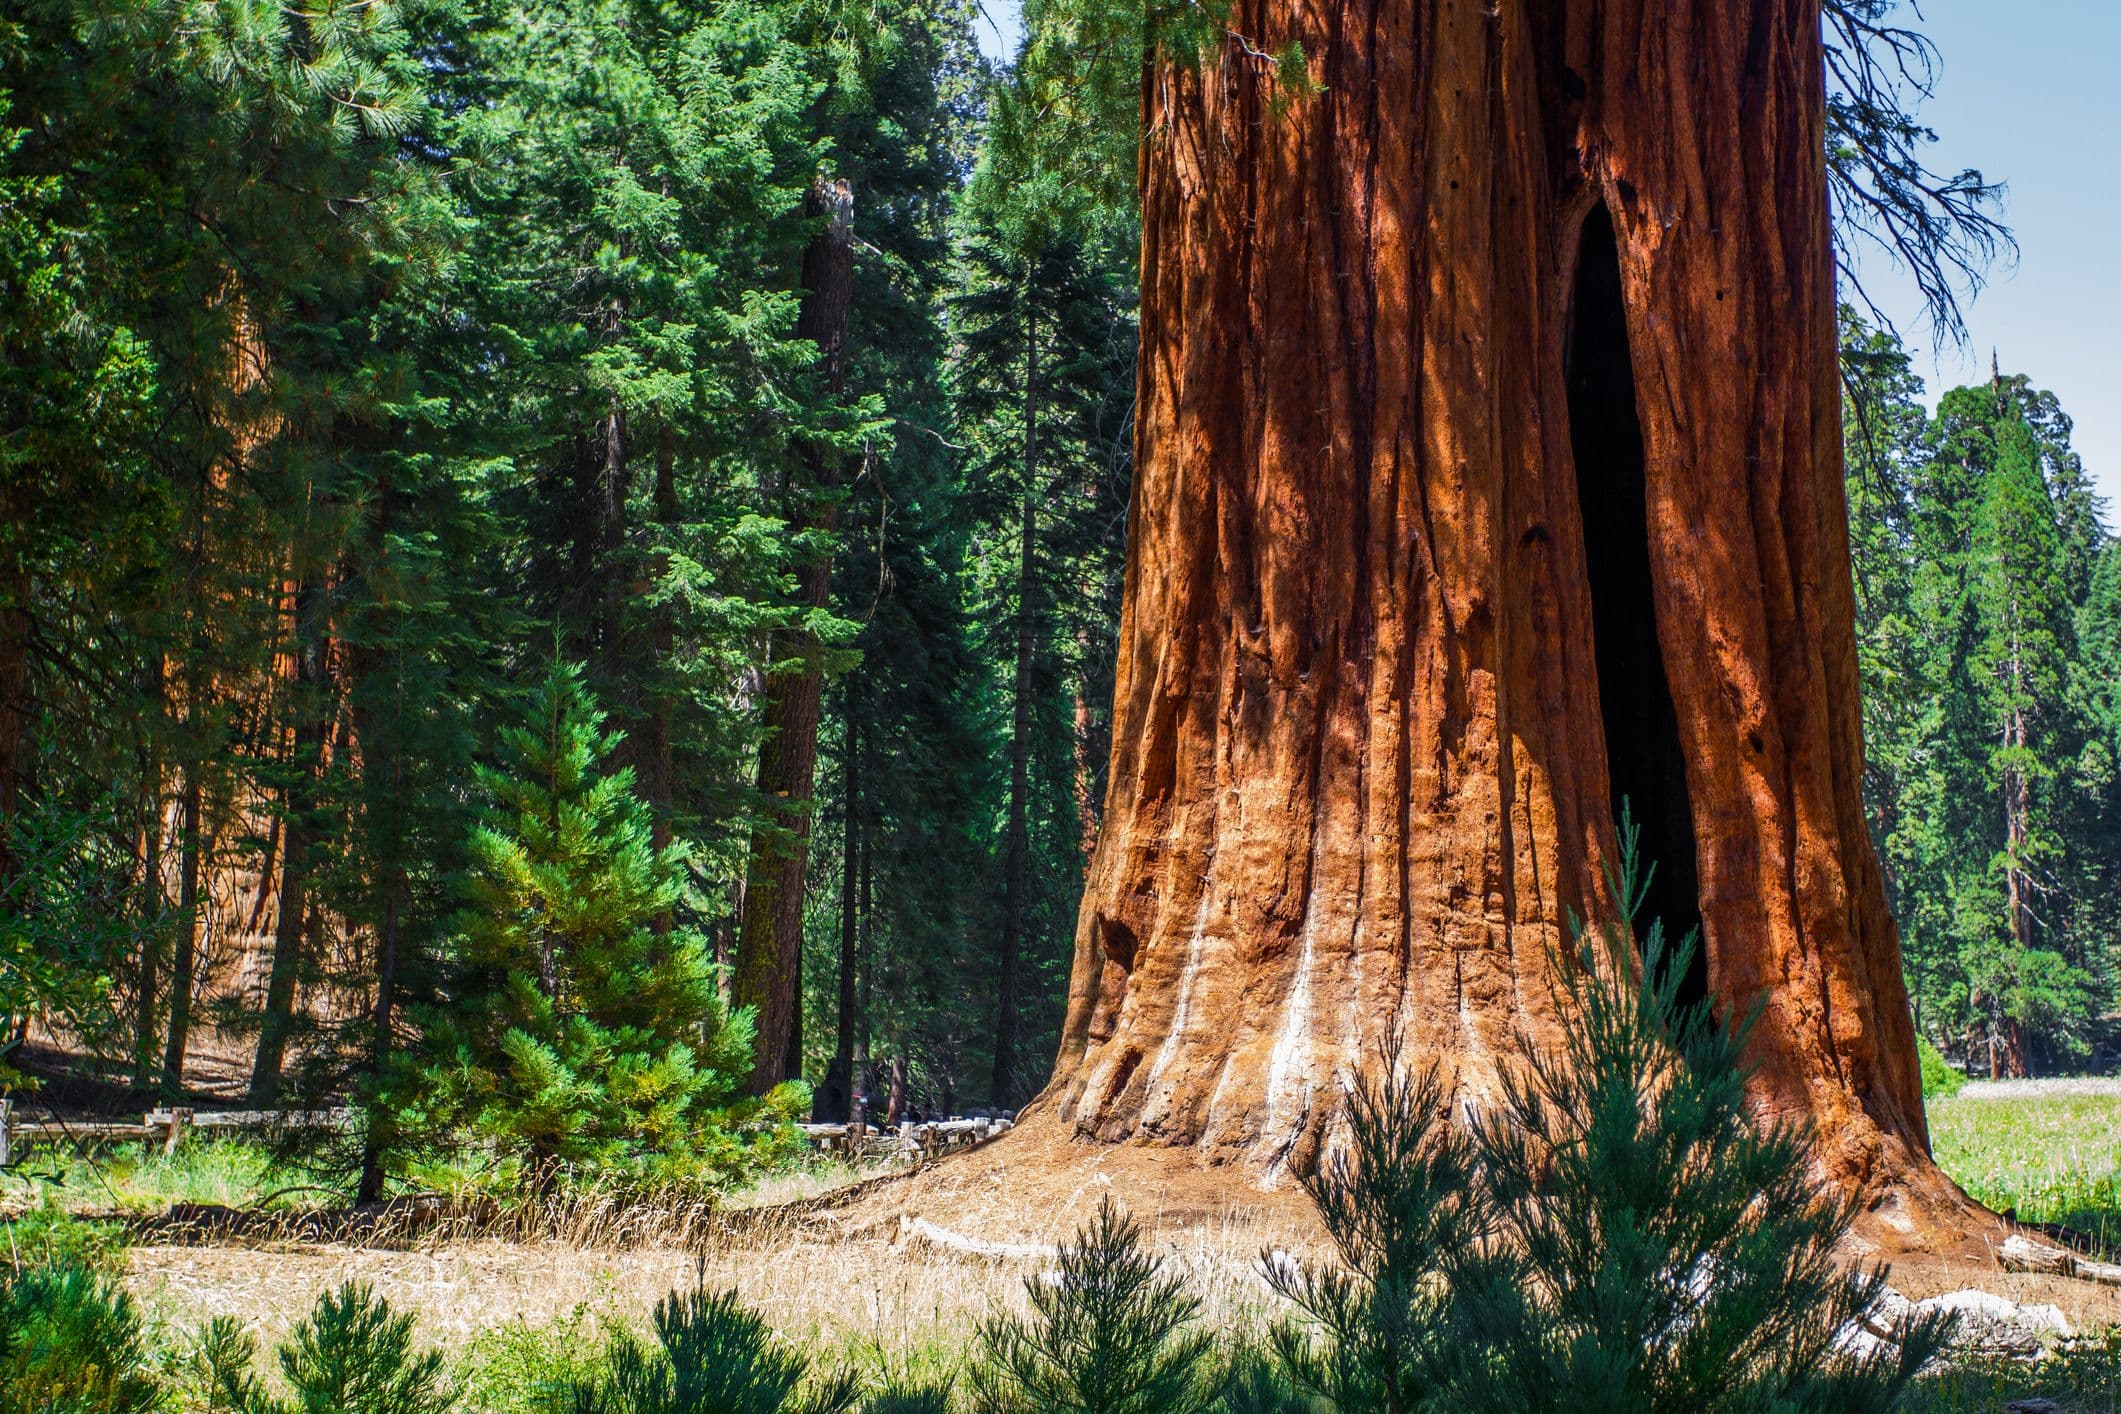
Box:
[1998,1233,2121,1287]
[897,1215,1055,1261]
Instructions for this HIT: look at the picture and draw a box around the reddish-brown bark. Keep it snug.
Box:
[1035,0,1977,1234]
[732,176,855,1092]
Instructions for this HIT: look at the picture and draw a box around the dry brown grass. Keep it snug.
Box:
[121,1181,1290,1363]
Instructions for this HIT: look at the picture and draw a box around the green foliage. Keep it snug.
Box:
[0,1206,128,1273]
[1927,1083,2121,1250]
[399,657,799,1189]
[1260,1061,1482,1409]
[1455,827,1955,1412]
[201,1281,452,1414]
[0,1260,162,1414]
[855,1383,953,1414]
[545,1287,855,1414]
[1917,1037,1965,1099]
[970,1198,1218,1414]
[1903,1325,2121,1412]
[1841,313,2116,1074]
[456,1307,610,1414]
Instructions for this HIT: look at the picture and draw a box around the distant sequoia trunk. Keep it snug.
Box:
[1035,0,1978,1231]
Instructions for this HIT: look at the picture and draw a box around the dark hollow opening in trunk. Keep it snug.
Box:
[1566,205,1709,1010]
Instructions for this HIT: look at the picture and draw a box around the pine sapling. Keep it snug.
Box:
[1457,813,1957,1412]
[1260,1052,1502,1412]
[548,1286,856,1414]
[202,1281,453,1414]
[971,1197,1217,1414]
[0,1261,163,1414]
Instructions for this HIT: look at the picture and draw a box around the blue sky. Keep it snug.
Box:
[1857,1,2119,527]
[973,1,2117,527]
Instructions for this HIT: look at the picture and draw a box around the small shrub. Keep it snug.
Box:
[1261,1058,1488,1410]
[1265,819,1962,1413]
[202,1281,452,1414]
[2,1202,128,1272]
[971,1197,1218,1414]
[856,1380,953,1414]
[0,1261,163,1414]
[547,1286,854,1414]
[457,1307,608,1414]
[1918,1038,1965,1100]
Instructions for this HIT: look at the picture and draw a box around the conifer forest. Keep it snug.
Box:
[5,0,2121,1405]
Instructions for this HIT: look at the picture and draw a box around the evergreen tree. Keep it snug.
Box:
[397,656,795,1190]
[1841,316,2114,1075]
[1961,407,2089,1070]
[947,72,1137,1105]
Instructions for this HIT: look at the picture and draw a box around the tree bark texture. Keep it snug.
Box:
[1039,0,1954,1222]
[732,175,855,1093]
[250,573,328,1104]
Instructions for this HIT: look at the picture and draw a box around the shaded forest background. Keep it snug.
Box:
[0,0,2115,1163]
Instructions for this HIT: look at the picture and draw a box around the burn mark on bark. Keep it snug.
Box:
[1566,203,1707,1008]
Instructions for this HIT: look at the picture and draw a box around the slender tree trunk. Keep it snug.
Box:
[357,861,404,1205]
[133,659,167,1091]
[600,397,629,681]
[250,574,328,1103]
[993,303,1040,1106]
[648,425,678,935]
[855,804,872,1111]
[0,555,29,884]
[160,764,203,1096]
[824,697,861,1121]
[1999,676,2032,1077]
[885,1053,906,1128]
[732,176,855,1093]
[353,481,407,1205]
[1036,0,1971,1235]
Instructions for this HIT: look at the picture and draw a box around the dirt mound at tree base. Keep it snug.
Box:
[858,1114,2120,1333]
[829,1115,1325,1256]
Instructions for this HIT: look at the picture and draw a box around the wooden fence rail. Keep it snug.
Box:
[0,1099,1007,1167]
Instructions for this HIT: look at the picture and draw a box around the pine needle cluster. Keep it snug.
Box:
[201,1281,453,1414]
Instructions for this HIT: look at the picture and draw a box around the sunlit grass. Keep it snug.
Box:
[0,1136,344,1214]
[1927,1079,2121,1250]
[3,1132,882,1230]
[1911,1328,2121,1413]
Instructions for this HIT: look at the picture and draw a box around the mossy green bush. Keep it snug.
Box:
[1918,1037,1966,1099]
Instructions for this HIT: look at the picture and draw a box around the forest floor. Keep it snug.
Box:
[7,1079,2121,1407]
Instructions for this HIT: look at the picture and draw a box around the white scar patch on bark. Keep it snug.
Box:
[1264,843,1330,1173]
[1141,877,1215,1115]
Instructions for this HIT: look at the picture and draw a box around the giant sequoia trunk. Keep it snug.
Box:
[1040,0,1969,1226]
